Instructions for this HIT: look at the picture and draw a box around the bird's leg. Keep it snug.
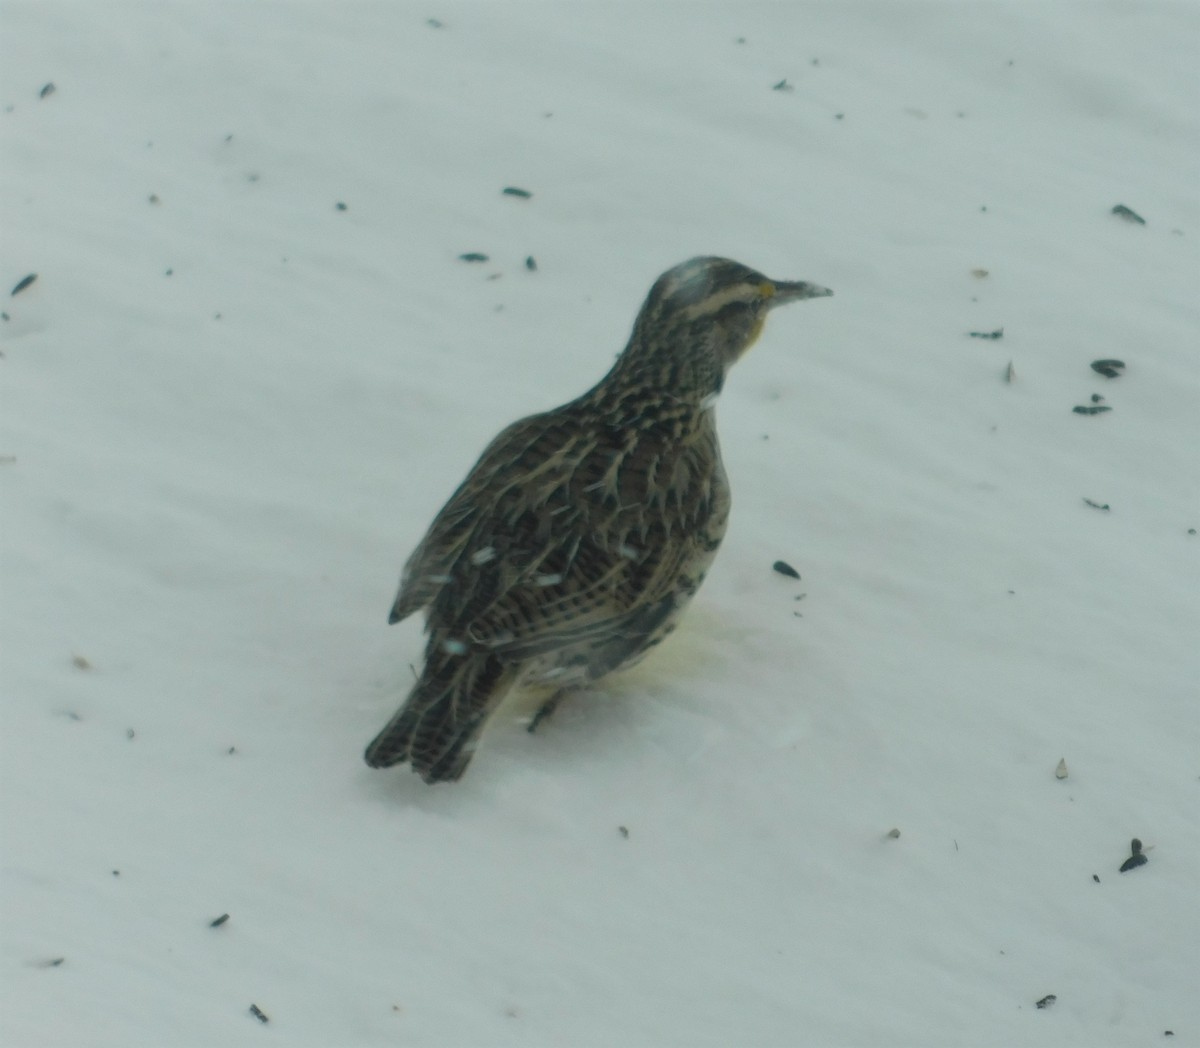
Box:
[527,689,568,734]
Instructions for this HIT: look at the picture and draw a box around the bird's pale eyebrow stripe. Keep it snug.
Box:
[680,283,766,320]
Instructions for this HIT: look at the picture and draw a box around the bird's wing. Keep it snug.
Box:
[391,406,724,659]
[387,413,545,624]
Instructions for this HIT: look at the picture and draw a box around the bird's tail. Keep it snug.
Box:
[364,646,517,783]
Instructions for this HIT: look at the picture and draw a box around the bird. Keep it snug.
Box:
[365,256,832,782]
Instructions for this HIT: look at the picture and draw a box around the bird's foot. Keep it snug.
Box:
[527,690,567,734]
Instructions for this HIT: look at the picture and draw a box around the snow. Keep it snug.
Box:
[2,3,1198,1045]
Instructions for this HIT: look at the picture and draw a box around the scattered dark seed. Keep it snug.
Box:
[249,1003,269,1024]
[11,274,37,297]
[164,268,173,277]
[427,18,444,28]
[772,79,793,92]
[72,654,91,670]
[39,82,56,99]
[1004,361,1016,383]
[502,186,532,199]
[112,870,120,877]
[834,113,844,120]
[772,560,801,579]
[2,312,9,321]
[126,728,136,740]
[1120,852,1148,872]
[1091,358,1125,378]
[224,133,233,143]
[1091,393,1104,404]
[1188,528,1196,536]
[40,957,66,968]
[335,201,347,211]
[227,746,237,755]
[1119,838,1148,872]
[525,256,537,272]
[1073,405,1112,415]
[148,193,160,204]
[1111,204,1145,224]
[969,328,1003,339]
[1035,994,1057,1010]
[459,252,489,263]
[618,826,629,839]
[886,828,901,839]
[1166,1032,1174,1037]
[1083,498,1110,511]
[1093,874,1100,883]
[210,913,230,928]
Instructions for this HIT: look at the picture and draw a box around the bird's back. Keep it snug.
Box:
[391,393,730,669]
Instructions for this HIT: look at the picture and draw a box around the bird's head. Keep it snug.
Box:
[624,257,832,399]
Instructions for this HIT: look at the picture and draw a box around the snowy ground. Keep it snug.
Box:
[2,3,1198,1046]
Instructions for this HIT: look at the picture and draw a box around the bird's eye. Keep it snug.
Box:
[714,301,752,325]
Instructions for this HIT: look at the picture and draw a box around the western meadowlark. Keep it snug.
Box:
[365,256,832,782]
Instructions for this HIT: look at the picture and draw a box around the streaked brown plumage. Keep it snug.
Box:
[365,257,832,782]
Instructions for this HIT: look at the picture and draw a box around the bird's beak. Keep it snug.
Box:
[768,280,833,305]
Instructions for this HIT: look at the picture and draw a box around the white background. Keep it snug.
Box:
[2,3,1197,1045]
